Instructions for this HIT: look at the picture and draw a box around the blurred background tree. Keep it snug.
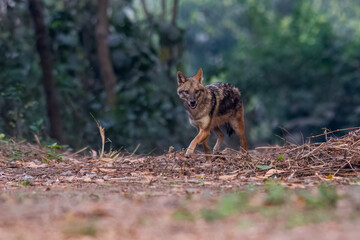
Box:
[1,0,360,153]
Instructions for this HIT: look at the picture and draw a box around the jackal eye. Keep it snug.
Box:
[182,90,189,94]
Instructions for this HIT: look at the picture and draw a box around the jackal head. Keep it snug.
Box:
[177,68,206,109]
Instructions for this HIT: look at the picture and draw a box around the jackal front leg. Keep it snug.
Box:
[185,129,210,158]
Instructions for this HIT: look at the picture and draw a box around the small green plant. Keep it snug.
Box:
[298,184,339,209]
[172,208,195,221]
[136,215,149,225]
[217,192,249,216]
[200,209,223,222]
[29,119,44,135]
[286,209,336,229]
[352,178,360,183]
[21,180,30,186]
[238,219,253,229]
[318,184,338,207]
[257,206,280,218]
[256,165,272,170]
[286,212,307,229]
[44,149,63,162]
[43,142,64,162]
[264,180,288,205]
[246,183,257,194]
[46,142,62,149]
[63,221,97,237]
[200,191,249,222]
[88,193,100,201]
[6,149,23,161]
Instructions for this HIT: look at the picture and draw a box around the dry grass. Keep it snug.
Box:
[140,128,360,180]
[1,128,360,183]
[251,128,360,178]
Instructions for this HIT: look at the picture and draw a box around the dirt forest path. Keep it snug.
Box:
[1,130,360,239]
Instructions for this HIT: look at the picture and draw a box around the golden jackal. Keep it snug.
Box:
[177,68,247,160]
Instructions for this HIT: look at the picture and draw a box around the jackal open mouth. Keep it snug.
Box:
[189,102,197,109]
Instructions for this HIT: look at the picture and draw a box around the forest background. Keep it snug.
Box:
[1,0,360,153]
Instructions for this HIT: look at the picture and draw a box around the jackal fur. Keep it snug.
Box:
[177,68,247,160]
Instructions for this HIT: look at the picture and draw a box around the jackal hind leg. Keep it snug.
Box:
[213,126,224,154]
[201,139,211,161]
[229,113,247,153]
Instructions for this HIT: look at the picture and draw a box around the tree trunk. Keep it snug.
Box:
[96,0,117,108]
[171,0,178,26]
[28,0,63,143]
[140,0,150,20]
[161,0,166,21]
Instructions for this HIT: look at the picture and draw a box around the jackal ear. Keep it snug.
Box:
[194,68,203,83]
[177,71,187,86]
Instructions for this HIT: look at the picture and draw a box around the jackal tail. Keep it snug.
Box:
[225,122,235,137]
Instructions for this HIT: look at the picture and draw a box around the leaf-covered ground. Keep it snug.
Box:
[1,130,360,239]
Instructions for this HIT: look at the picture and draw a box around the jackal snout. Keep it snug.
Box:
[189,98,196,108]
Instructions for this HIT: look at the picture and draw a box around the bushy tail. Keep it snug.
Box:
[225,122,235,136]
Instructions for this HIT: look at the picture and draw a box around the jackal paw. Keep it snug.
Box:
[212,150,220,155]
[185,149,194,158]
